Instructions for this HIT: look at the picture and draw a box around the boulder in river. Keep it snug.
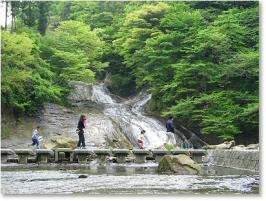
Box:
[246,143,259,149]
[78,175,88,178]
[211,143,259,150]
[231,145,246,150]
[157,154,202,175]
[203,140,235,149]
[43,136,77,149]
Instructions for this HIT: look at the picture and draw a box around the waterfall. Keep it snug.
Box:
[90,83,190,149]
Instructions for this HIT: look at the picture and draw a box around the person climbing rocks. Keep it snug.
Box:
[137,129,146,149]
[77,114,87,149]
[30,126,42,149]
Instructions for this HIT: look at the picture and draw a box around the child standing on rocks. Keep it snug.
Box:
[30,126,41,149]
[137,129,146,149]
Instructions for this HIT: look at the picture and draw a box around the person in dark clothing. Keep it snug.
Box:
[165,117,177,145]
[166,117,175,133]
[77,114,87,149]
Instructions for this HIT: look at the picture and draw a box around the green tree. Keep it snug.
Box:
[41,20,107,84]
[37,1,50,35]
[110,2,169,95]
[19,1,38,27]
[1,31,62,115]
[161,6,259,141]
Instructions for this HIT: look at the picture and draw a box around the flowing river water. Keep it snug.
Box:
[1,162,259,194]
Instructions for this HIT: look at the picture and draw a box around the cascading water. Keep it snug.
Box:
[90,83,190,149]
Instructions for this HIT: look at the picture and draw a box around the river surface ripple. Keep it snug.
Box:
[1,164,259,195]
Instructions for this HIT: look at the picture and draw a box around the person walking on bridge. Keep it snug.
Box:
[29,126,42,149]
[76,115,87,149]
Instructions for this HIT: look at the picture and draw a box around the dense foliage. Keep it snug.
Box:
[1,31,62,115]
[1,1,259,143]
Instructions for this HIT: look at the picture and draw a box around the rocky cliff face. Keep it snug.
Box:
[1,82,133,149]
[39,103,132,149]
[1,81,190,149]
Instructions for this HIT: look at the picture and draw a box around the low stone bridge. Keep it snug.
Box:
[1,148,206,164]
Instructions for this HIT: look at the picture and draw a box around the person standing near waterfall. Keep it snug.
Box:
[165,116,177,145]
[77,115,87,149]
[166,117,175,133]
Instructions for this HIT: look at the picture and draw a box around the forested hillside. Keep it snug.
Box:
[1,1,259,143]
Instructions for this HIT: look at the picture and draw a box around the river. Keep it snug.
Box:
[1,163,259,194]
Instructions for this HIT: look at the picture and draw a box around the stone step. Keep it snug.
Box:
[1,149,15,155]
[2,148,211,165]
[1,149,16,163]
[132,149,150,155]
[14,149,35,164]
[112,149,130,155]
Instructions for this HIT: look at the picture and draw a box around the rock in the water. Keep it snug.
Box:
[203,140,235,149]
[231,145,246,150]
[78,175,88,178]
[157,154,202,175]
[246,144,259,149]
[43,136,77,149]
[226,143,259,150]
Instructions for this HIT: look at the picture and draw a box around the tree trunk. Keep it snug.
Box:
[11,2,13,31]
[5,1,8,29]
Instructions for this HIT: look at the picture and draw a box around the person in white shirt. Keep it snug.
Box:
[31,126,41,149]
